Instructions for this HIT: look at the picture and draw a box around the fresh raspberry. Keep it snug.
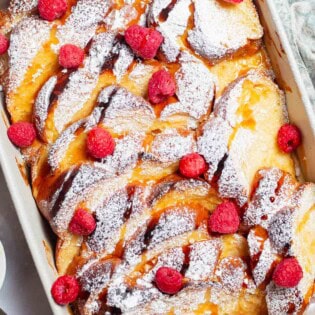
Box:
[51,275,80,305]
[179,153,207,178]
[125,25,163,59]
[59,44,84,69]
[7,122,36,148]
[69,209,96,236]
[272,257,303,288]
[208,201,240,234]
[277,124,302,153]
[223,0,243,3]
[38,0,68,21]
[155,267,183,294]
[148,70,176,104]
[0,34,9,55]
[87,127,115,159]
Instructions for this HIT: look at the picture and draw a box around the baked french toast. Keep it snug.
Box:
[1,0,314,314]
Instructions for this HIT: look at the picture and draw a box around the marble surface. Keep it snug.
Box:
[0,169,52,315]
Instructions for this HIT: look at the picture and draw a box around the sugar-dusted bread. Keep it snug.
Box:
[148,0,263,63]
[245,168,315,314]
[198,70,294,206]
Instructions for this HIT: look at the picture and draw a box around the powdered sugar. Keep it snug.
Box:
[99,85,155,134]
[56,0,111,48]
[34,75,57,138]
[252,239,275,286]
[8,0,38,13]
[266,282,303,315]
[7,16,51,94]
[53,32,116,133]
[188,0,263,62]
[185,239,221,281]
[244,168,296,228]
[149,207,196,248]
[149,129,196,164]
[148,0,192,62]
[161,53,214,120]
[104,5,138,31]
[88,189,129,254]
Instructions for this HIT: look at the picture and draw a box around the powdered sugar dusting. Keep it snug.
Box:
[53,32,116,133]
[197,116,231,179]
[34,75,57,138]
[188,0,263,62]
[48,119,84,171]
[56,0,112,48]
[7,16,51,94]
[148,0,192,62]
[104,5,138,31]
[8,0,38,13]
[266,282,303,315]
[88,189,129,254]
[148,129,196,164]
[149,207,196,248]
[112,43,134,82]
[99,85,155,134]
[252,239,275,286]
[185,239,221,281]
[161,53,214,120]
[244,168,296,228]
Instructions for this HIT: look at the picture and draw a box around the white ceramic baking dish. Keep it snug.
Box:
[0,0,314,314]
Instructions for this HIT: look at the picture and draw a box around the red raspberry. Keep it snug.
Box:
[59,44,84,69]
[179,153,207,178]
[148,70,176,104]
[0,34,9,55]
[155,267,183,294]
[51,275,80,305]
[7,122,36,148]
[125,25,163,59]
[208,201,240,234]
[272,257,303,288]
[69,209,96,236]
[87,127,115,159]
[223,0,243,3]
[38,0,68,21]
[277,124,302,153]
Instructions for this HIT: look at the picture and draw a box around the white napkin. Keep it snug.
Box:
[274,0,315,111]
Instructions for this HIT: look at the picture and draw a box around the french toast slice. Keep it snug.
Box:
[245,168,315,314]
[147,0,263,63]
[197,70,294,206]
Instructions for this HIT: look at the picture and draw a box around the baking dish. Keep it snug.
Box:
[0,0,314,314]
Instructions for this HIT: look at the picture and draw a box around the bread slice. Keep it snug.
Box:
[246,168,315,314]
[147,0,263,64]
[197,70,294,206]
[2,0,112,125]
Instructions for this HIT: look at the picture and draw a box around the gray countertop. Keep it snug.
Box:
[0,169,52,315]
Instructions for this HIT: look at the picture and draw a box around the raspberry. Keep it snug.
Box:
[7,122,36,148]
[87,127,115,159]
[148,70,176,104]
[223,0,243,3]
[179,153,207,178]
[208,201,240,234]
[51,275,80,305]
[38,0,67,21]
[59,44,84,69]
[125,25,163,59]
[0,34,9,55]
[272,257,303,288]
[69,209,96,236]
[155,267,183,294]
[277,124,302,153]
